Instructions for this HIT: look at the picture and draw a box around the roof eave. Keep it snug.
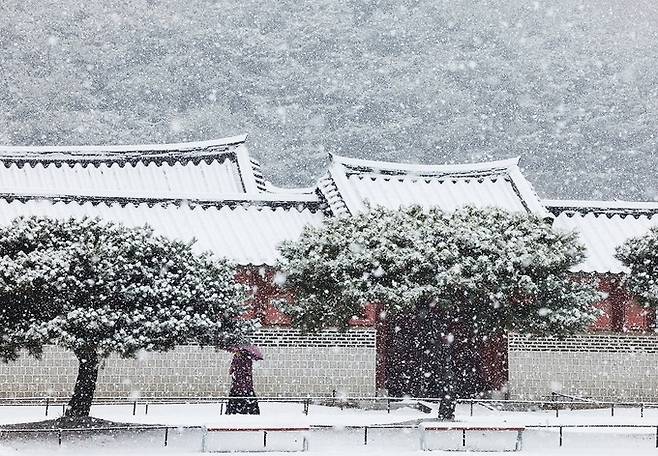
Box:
[544,199,658,216]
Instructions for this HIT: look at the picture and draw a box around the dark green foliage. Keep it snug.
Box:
[616,226,658,307]
[0,216,252,416]
[277,206,601,335]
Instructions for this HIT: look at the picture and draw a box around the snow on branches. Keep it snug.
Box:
[0,216,253,363]
[616,226,658,307]
[277,206,601,336]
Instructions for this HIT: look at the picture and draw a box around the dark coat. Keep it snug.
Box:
[229,352,254,395]
[226,351,260,415]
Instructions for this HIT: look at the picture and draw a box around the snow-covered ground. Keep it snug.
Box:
[2,402,658,455]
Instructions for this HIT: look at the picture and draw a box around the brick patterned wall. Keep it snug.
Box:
[508,333,658,401]
[0,329,376,399]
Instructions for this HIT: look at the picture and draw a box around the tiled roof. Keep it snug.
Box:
[319,154,548,217]
[0,135,324,266]
[547,200,658,274]
[5,136,653,271]
[0,135,265,199]
[0,198,324,266]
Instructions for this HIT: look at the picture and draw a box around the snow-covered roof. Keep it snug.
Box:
[6,136,655,271]
[0,199,324,266]
[0,135,325,265]
[547,200,658,274]
[319,154,548,217]
[0,135,269,199]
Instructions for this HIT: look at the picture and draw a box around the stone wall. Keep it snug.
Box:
[508,333,658,401]
[0,328,376,399]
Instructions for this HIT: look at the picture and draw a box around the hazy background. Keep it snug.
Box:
[1,0,657,200]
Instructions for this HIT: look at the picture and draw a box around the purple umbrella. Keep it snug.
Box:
[229,344,264,360]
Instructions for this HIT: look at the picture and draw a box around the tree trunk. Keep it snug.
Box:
[437,339,456,420]
[66,352,100,418]
[385,306,457,420]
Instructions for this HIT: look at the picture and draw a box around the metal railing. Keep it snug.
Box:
[0,395,441,417]
[4,423,658,449]
[4,395,658,419]
[526,424,658,448]
[457,398,658,418]
[0,425,201,447]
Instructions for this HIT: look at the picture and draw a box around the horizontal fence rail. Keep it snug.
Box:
[0,425,202,447]
[3,396,658,418]
[526,424,658,448]
[4,423,658,449]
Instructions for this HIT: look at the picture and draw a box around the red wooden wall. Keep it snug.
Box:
[590,275,654,333]
[236,266,377,327]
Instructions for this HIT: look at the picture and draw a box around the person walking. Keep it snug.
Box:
[226,345,262,415]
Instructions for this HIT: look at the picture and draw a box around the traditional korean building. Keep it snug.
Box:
[317,154,549,397]
[1,136,657,401]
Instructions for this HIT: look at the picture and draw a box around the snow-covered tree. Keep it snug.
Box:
[616,226,658,307]
[0,216,252,418]
[277,206,600,418]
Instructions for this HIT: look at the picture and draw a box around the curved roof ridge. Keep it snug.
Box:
[329,153,521,175]
[0,135,248,161]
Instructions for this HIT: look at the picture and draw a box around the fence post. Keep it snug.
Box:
[470,401,473,417]
[132,401,137,416]
[387,398,391,414]
[641,403,644,418]
[62,403,65,415]
[555,405,559,418]
[164,427,169,447]
[45,398,50,417]
[58,429,62,446]
[145,403,149,415]
[462,429,466,447]
[515,430,523,451]
[201,426,208,452]
[611,403,614,417]
[220,402,224,415]
[559,426,563,447]
[263,430,267,448]
[364,426,368,445]
[655,426,658,448]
